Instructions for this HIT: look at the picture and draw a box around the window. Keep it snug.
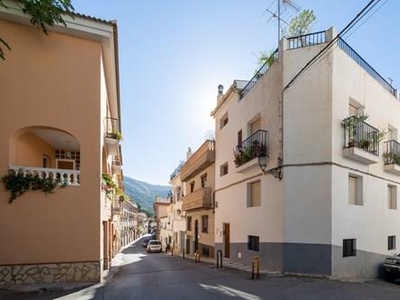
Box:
[349,104,358,117]
[343,239,356,257]
[348,175,363,205]
[248,235,259,251]
[247,180,261,207]
[201,173,207,188]
[220,163,228,176]
[220,113,228,129]
[388,235,396,250]
[187,216,192,231]
[190,181,195,193]
[201,215,208,233]
[250,117,261,134]
[388,185,397,209]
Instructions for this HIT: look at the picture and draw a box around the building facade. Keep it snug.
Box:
[212,27,400,280]
[180,141,215,258]
[169,162,186,256]
[0,3,123,285]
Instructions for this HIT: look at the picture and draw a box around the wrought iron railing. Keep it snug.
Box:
[104,117,121,139]
[342,116,380,155]
[234,130,268,167]
[338,38,396,97]
[8,165,80,185]
[287,30,327,50]
[383,140,400,165]
[240,49,278,99]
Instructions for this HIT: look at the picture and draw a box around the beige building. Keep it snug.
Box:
[212,27,400,280]
[153,196,171,249]
[169,162,186,255]
[180,140,215,258]
[0,3,123,285]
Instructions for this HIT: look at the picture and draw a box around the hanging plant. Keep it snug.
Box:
[102,172,117,198]
[2,169,67,204]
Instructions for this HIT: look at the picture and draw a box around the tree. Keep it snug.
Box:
[284,9,316,37]
[0,0,75,60]
[256,9,316,70]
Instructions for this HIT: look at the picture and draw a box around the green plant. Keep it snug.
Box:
[102,172,117,198]
[383,152,400,165]
[342,114,369,146]
[2,169,66,203]
[233,141,266,167]
[107,131,123,142]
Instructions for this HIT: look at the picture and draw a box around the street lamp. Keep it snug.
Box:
[258,153,268,173]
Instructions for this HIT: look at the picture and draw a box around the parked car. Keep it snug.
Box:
[383,253,400,282]
[147,240,162,253]
[143,238,151,248]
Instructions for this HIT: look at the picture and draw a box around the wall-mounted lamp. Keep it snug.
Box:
[258,155,283,180]
[258,154,268,173]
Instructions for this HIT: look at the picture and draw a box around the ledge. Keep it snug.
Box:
[384,164,400,175]
[236,158,260,173]
[342,147,379,165]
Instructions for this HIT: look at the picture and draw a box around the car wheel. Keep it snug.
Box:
[385,272,395,282]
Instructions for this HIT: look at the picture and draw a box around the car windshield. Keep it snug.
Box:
[149,240,161,245]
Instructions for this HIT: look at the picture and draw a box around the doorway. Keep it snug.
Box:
[194,220,199,252]
[223,223,230,258]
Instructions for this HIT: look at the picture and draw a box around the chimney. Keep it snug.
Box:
[217,84,224,104]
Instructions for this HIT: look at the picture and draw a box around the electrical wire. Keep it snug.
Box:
[283,0,382,91]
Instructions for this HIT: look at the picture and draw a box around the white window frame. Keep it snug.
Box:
[348,174,363,206]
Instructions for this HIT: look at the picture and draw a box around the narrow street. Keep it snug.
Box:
[1,238,400,300]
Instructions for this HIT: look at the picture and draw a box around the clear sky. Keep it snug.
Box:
[72,0,400,186]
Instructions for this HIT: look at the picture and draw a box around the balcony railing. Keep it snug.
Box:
[104,117,121,140]
[234,130,268,167]
[8,165,80,185]
[240,49,278,100]
[180,140,215,182]
[384,140,400,165]
[287,30,326,50]
[342,116,380,155]
[338,38,396,97]
[182,187,212,211]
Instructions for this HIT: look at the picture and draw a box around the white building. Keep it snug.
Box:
[212,27,400,280]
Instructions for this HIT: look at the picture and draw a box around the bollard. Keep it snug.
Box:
[251,256,260,279]
[216,250,223,269]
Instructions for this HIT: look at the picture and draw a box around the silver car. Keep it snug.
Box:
[147,240,162,253]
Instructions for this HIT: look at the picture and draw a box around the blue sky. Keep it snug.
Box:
[72,0,400,186]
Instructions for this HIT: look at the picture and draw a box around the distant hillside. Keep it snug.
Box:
[123,176,170,214]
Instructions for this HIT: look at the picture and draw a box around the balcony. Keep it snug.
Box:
[180,140,215,182]
[342,116,381,165]
[234,130,268,173]
[8,165,80,185]
[112,155,122,173]
[182,187,212,211]
[104,117,121,156]
[383,140,400,175]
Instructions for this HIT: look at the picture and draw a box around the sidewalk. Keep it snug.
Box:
[175,251,282,278]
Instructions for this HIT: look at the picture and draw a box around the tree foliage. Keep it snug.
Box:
[285,9,316,37]
[0,0,75,60]
[256,9,316,70]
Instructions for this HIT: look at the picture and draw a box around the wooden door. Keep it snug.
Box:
[223,223,230,258]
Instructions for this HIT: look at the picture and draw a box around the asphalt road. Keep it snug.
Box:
[1,238,400,300]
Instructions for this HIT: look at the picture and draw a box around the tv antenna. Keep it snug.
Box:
[262,0,301,43]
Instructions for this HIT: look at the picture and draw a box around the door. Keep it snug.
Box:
[223,223,230,258]
[194,220,199,252]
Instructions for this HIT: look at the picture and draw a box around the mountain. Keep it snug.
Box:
[123,176,170,214]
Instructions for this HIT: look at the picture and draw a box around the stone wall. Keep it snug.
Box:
[0,261,100,285]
